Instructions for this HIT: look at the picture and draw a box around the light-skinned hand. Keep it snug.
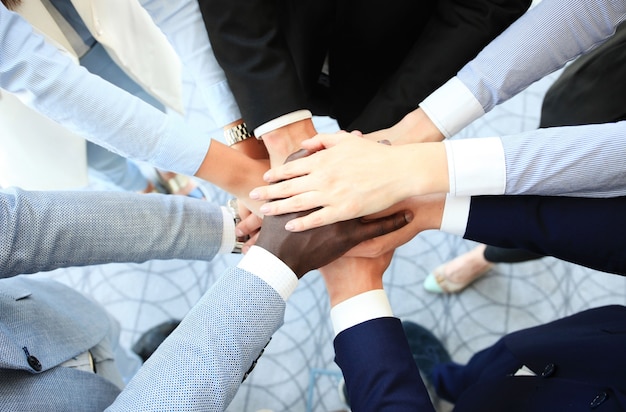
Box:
[250,131,448,231]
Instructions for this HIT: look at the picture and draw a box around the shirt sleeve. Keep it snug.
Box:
[439,195,471,237]
[253,110,313,137]
[420,0,626,137]
[444,137,506,196]
[0,4,209,176]
[330,290,394,337]
[237,245,299,302]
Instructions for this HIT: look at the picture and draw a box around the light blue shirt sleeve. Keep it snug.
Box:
[458,0,626,114]
[138,0,242,128]
[0,4,209,176]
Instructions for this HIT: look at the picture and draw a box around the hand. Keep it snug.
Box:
[235,213,263,253]
[344,194,446,258]
[250,131,448,231]
[255,208,412,279]
[320,252,395,307]
[364,108,445,145]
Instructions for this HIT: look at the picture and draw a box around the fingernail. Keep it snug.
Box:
[249,190,260,200]
[263,172,271,182]
[404,211,414,223]
[259,204,270,214]
[285,222,295,231]
[235,228,245,237]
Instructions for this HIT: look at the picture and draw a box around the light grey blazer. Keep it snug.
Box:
[1,188,282,410]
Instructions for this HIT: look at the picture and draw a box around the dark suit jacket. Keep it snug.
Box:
[334,317,435,412]
[464,195,626,275]
[540,21,626,128]
[452,305,626,411]
[335,306,626,411]
[198,0,531,132]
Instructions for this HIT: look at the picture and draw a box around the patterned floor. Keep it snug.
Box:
[33,69,626,412]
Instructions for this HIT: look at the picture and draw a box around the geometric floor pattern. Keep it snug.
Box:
[33,68,626,412]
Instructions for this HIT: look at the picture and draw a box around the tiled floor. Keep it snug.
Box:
[34,69,626,411]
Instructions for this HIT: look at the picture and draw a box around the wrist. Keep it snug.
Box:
[262,118,317,166]
[401,142,449,197]
[396,108,445,144]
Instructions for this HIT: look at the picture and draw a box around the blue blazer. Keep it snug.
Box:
[465,195,626,275]
[452,305,626,411]
[334,317,435,412]
[334,306,626,411]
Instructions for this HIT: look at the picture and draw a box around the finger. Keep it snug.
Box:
[259,191,323,216]
[261,155,314,183]
[355,210,413,242]
[236,213,263,237]
[242,231,260,254]
[251,175,314,202]
[284,207,343,232]
[301,132,349,151]
[351,130,363,137]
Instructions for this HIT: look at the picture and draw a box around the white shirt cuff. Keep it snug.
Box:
[420,77,485,138]
[330,289,393,337]
[440,195,471,237]
[444,137,506,196]
[254,110,313,137]
[218,206,236,254]
[237,245,298,302]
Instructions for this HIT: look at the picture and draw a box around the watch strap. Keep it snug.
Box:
[224,123,254,146]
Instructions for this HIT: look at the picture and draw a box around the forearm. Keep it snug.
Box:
[0,188,226,277]
[0,6,209,176]
[138,0,242,126]
[351,0,531,133]
[463,195,626,275]
[197,0,306,130]
[459,0,626,114]
[501,122,626,197]
[108,268,286,411]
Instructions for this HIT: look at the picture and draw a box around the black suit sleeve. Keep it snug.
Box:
[350,0,532,132]
[464,195,626,275]
[197,0,307,130]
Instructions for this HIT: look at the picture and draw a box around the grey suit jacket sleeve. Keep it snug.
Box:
[502,121,626,197]
[0,188,225,277]
[107,267,285,411]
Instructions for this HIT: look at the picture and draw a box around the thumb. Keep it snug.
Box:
[357,210,413,243]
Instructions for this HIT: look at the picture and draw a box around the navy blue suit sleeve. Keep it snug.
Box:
[465,195,626,275]
[333,317,435,412]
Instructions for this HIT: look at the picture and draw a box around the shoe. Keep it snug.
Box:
[423,245,493,294]
[154,170,208,199]
[401,321,451,386]
[132,319,181,362]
